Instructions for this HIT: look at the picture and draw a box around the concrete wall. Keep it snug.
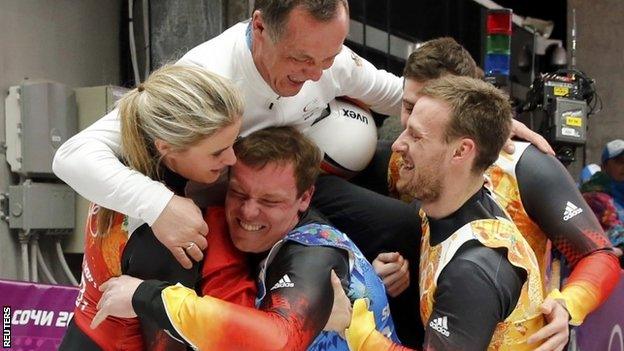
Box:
[0,0,121,281]
[567,0,624,178]
[149,0,250,69]
[150,0,225,68]
[227,0,252,28]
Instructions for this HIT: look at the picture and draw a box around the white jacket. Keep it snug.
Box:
[52,22,403,225]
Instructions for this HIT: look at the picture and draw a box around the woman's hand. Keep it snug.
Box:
[152,195,209,269]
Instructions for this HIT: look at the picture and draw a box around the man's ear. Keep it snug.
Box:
[451,138,476,164]
[154,139,172,157]
[298,185,315,212]
[251,10,266,36]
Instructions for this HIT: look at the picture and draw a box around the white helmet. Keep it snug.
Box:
[305,98,377,179]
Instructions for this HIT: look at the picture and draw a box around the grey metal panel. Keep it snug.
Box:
[8,182,75,231]
[150,0,224,68]
[0,0,121,281]
[552,98,587,145]
[19,81,77,176]
[226,0,250,28]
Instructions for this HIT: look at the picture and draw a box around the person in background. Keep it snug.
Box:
[581,139,624,265]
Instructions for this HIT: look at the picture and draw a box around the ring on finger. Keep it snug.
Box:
[185,242,196,251]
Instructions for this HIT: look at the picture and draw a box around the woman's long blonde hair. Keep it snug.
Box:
[97,64,244,235]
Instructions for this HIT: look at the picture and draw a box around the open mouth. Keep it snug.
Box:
[238,219,265,232]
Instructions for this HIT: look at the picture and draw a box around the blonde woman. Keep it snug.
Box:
[59,65,244,350]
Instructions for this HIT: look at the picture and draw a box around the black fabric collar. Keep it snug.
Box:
[296,207,328,228]
[427,187,508,246]
[161,167,188,196]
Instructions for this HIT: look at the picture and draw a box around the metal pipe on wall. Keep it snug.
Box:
[56,239,79,286]
[30,235,38,282]
[37,243,57,284]
[19,235,29,281]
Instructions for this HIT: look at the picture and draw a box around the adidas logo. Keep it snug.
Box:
[563,201,583,221]
[429,316,450,337]
[270,274,295,290]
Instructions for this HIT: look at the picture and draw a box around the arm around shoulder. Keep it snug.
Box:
[332,47,403,116]
[53,108,173,225]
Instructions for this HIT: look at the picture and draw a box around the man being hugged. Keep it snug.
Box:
[93,127,398,351]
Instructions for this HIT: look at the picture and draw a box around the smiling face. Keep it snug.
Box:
[225,160,313,253]
[158,119,242,184]
[392,96,453,203]
[251,5,349,97]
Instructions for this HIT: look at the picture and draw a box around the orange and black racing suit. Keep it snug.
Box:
[388,142,620,326]
[130,209,398,351]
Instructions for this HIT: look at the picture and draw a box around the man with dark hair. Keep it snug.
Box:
[399,37,480,123]
[403,37,479,79]
[92,127,399,351]
[340,75,548,350]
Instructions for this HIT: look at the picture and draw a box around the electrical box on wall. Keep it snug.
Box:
[5,81,78,177]
[64,85,128,253]
[8,181,75,232]
[74,85,128,130]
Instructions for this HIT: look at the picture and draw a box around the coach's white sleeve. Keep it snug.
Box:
[331,46,404,117]
[52,108,173,226]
